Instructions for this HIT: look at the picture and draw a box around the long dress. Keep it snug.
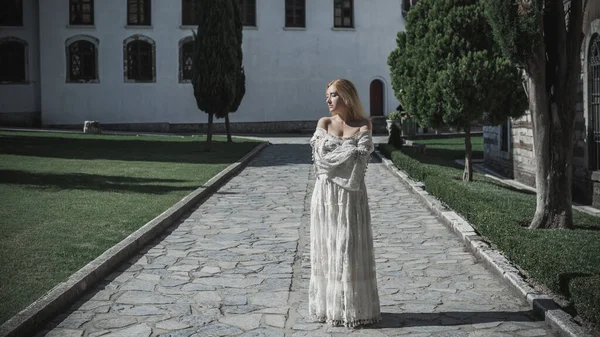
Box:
[308,126,381,327]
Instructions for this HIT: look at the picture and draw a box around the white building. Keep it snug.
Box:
[0,0,410,133]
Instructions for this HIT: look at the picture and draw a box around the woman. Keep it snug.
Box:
[309,78,381,327]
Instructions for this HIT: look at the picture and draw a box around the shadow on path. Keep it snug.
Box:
[365,310,542,329]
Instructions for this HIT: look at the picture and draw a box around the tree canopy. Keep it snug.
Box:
[388,0,527,180]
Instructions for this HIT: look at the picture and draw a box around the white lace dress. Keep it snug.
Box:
[308,126,381,327]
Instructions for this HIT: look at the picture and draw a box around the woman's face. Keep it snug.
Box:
[326,85,346,114]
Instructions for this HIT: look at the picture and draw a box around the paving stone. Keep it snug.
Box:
[219,313,262,330]
[120,279,156,292]
[44,329,83,337]
[191,322,243,336]
[264,314,286,328]
[102,323,152,337]
[116,292,176,304]
[113,305,167,316]
[154,318,193,330]
[93,317,138,330]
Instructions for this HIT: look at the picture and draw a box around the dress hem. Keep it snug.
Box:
[309,314,381,328]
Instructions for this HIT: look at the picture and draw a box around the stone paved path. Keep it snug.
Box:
[38,138,556,337]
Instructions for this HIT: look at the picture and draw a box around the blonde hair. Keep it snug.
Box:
[326,78,368,121]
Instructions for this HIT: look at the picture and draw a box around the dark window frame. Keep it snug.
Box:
[70,0,95,25]
[333,0,353,28]
[66,37,99,83]
[588,33,600,171]
[0,37,27,83]
[0,0,24,26]
[127,0,152,26]
[179,37,194,83]
[239,0,256,27]
[285,0,305,28]
[500,119,510,152]
[124,35,156,83]
[181,0,199,26]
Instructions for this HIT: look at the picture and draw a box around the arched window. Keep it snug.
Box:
[589,33,600,170]
[0,37,27,83]
[179,36,194,83]
[123,35,155,82]
[369,79,384,116]
[66,35,99,82]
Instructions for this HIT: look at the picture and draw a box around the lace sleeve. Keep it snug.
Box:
[356,131,374,155]
[310,127,327,149]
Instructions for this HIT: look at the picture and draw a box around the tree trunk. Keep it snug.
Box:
[527,0,583,229]
[205,112,214,152]
[463,124,473,181]
[225,114,233,143]
[527,65,574,229]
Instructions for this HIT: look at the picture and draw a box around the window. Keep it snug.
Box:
[179,37,194,83]
[0,37,27,83]
[124,35,155,82]
[70,0,94,25]
[500,119,510,152]
[66,36,98,82]
[128,0,151,26]
[239,0,256,27]
[285,0,305,28]
[182,0,199,26]
[0,0,23,26]
[402,0,418,17]
[333,0,353,28]
[589,33,600,170]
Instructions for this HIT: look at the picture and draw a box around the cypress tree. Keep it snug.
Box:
[191,0,241,150]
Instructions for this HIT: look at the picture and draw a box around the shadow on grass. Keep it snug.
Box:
[361,310,542,329]
[400,147,481,171]
[0,134,259,164]
[0,169,197,195]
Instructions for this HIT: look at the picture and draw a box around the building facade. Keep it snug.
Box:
[483,2,600,207]
[0,0,409,133]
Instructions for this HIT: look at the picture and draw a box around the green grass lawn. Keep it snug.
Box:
[380,136,600,331]
[0,131,261,324]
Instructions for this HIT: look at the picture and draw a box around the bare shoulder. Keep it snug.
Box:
[359,119,372,132]
[317,117,331,130]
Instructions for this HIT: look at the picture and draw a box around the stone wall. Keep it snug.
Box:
[484,114,537,187]
[484,76,595,205]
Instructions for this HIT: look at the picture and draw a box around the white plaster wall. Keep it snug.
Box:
[38,0,404,125]
[0,0,40,114]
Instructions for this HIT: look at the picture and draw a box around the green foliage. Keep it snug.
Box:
[388,0,527,130]
[387,111,403,121]
[379,142,600,330]
[192,0,244,118]
[482,0,544,67]
[571,275,600,328]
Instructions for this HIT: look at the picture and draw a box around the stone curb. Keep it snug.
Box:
[0,141,270,337]
[373,149,593,337]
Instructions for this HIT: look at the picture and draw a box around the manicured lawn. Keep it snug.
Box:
[0,131,261,324]
[380,137,600,331]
